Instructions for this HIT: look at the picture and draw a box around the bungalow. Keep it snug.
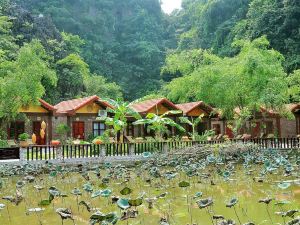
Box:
[283,103,300,137]
[53,95,113,140]
[175,101,218,135]
[130,98,183,137]
[224,105,300,138]
[7,99,55,145]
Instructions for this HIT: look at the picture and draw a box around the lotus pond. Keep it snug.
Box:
[0,143,300,225]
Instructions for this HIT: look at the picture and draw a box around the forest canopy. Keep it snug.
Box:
[0,0,300,120]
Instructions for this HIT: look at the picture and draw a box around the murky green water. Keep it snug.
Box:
[0,162,299,225]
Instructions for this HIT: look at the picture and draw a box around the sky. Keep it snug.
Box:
[161,0,182,14]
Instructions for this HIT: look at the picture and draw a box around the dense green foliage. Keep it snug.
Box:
[15,0,169,100]
[163,36,290,118]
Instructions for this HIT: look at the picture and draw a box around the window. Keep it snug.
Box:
[8,121,25,140]
[93,122,106,137]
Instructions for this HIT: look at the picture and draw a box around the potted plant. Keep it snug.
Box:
[18,133,30,148]
[51,140,61,146]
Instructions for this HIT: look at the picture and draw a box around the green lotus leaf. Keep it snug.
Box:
[28,208,45,213]
[128,198,143,207]
[178,181,190,188]
[56,208,73,220]
[226,197,238,208]
[83,183,93,193]
[38,199,51,206]
[142,152,152,158]
[275,200,291,206]
[49,186,60,197]
[193,192,203,199]
[120,187,132,195]
[102,177,110,184]
[16,180,25,189]
[90,211,106,221]
[99,183,108,189]
[105,212,119,224]
[49,171,57,177]
[104,162,112,169]
[117,198,130,210]
[278,182,291,190]
[101,189,112,197]
[92,190,102,198]
[197,197,213,209]
[0,203,5,209]
[71,188,82,196]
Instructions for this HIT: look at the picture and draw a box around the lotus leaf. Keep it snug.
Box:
[56,208,73,220]
[193,192,203,199]
[142,152,151,158]
[39,199,52,206]
[117,198,130,210]
[83,183,93,193]
[226,197,238,208]
[16,180,25,189]
[49,186,60,197]
[49,171,57,177]
[71,187,82,195]
[0,203,5,209]
[92,190,102,198]
[277,182,291,190]
[178,181,190,188]
[197,197,213,209]
[128,198,143,207]
[28,208,45,213]
[101,189,112,197]
[120,187,132,195]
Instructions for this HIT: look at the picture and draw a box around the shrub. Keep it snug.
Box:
[18,133,29,141]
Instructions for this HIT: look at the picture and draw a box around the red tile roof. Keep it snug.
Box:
[176,101,214,115]
[54,95,112,115]
[288,103,300,113]
[131,98,181,114]
[38,99,56,111]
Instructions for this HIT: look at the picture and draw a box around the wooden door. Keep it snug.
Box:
[251,122,260,138]
[212,124,221,135]
[73,122,85,139]
[33,121,46,145]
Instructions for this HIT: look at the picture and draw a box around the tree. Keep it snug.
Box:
[84,75,122,100]
[56,53,89,100]
[98,99,141,143]
[288,69,300,102]
[133,111,185,140]
[164,36,290,122]
[0,39,56,124]
[179,114,204,140]
[0,16,18,63]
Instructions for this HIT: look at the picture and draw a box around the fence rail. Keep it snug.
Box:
[24,138,300,161]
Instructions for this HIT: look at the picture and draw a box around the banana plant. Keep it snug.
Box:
[133,111,185,141]
[97,99,141,143]
[179,114,204,140]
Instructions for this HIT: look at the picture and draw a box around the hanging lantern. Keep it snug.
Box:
[32,133,37,144]
[40,128,45,139]
[41,121,47,130]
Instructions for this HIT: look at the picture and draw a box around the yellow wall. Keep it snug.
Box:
[148,104,171,115]
[187,107,208,117]
[76,103,103,114]
[19,105,49,113]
